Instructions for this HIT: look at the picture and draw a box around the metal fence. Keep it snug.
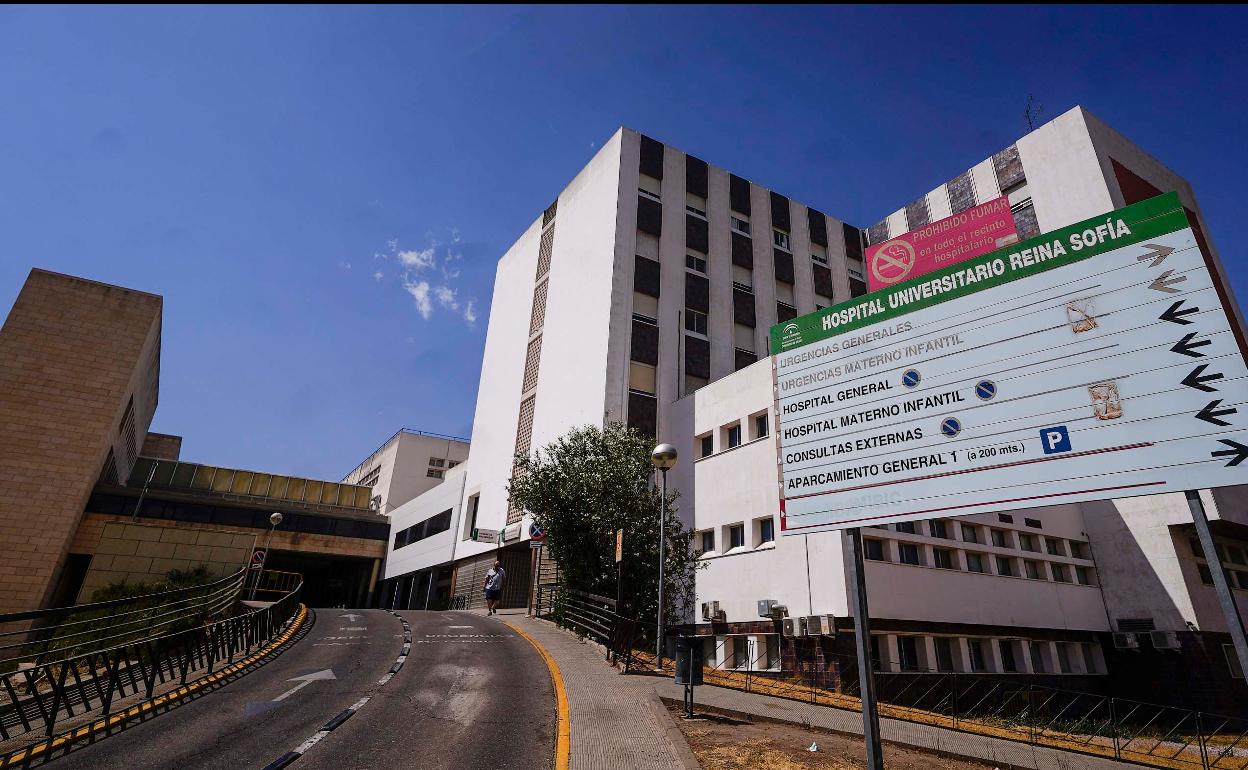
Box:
[643,633,1248,770]
[534,586,646,672]
[0,571,302,744]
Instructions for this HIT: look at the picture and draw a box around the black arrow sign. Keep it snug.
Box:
[1148,270,1188,294]
[1159,299,1199,325]
[1196,399,1237,427]
[1136,243,1175,268]
[1212,439,1248,467]
[1182,364,1224,393]
[1172,332,1212,358]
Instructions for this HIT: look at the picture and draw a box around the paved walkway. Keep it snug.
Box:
[653,678,1138,770]
[480,610,695,770]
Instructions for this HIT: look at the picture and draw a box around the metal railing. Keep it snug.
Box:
[534,586,646,672]
[0,570,247,670]
[641,633,1248,770]
[0,572,302,744]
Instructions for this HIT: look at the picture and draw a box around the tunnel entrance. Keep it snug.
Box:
[261,550,378,608]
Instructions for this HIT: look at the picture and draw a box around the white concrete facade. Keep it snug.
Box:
[342,429,469,516]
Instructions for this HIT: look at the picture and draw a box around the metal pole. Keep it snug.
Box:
[1186,489,1248,681]
[529,543,541,617]
[129,462,159,523]
[424,569,435,610]
[248,522,277,601]
[847,527,884,770]
[655,468,667,671]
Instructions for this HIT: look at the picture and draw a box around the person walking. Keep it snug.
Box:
[484,559,506,615]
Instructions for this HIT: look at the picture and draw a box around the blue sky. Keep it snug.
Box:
[2,6,1244,480]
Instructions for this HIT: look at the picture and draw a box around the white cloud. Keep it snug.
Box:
[398,248,435,271]
[403,279,432,319]
[464,300,477,326]
[373,270,384,281]
[434,285,458,310]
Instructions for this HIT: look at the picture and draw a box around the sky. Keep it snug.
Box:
[2,6,1245,480]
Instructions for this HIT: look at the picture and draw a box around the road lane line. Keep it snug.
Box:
[503,619,570,770]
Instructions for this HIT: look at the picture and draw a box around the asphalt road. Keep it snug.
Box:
[42,609,554,770]
[295,610,555,770]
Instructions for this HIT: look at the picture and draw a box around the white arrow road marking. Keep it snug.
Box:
[339,613,362,622]
[448,625,474,629]
[273,669,337,702]
[343,626,367,631]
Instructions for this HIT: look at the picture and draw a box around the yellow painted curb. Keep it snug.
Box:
[0,604,309,769]
[503,619,570,770]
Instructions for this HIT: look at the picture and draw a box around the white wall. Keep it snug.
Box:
[383,465,467,580]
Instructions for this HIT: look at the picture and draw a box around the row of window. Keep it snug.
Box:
[426,456,461,480]
[1190,536,1248,590]
[871,518,1089,559]
[697,412,769,458]
[393,508,452,550]
[871,633,1103,676]
[356,466,381,488]
[863,531,1095,585]
[698,516,775,556]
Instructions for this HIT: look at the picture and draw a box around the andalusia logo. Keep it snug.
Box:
[780,322,802,349]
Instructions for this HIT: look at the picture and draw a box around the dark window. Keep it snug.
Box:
[969,640,987,672]
[731,232,754,268]
[930,519,949,539]
[685,273,709,313]
[998,513,1014,524]
[727,424,741,448]
[1046,538,1064,556]
[685,254,706,274]
[961,524,980,543]
[468,495,480,536]
[701,530,714,553]
[776,302,797,324]
[849,276,867,297]
[1025,560,1042,580]
[1052,564,1071,583]
[947,170,976,214]
[967,553,986,573]
[842,222,863,261]
[808,208,829,247]
[864,539,885,561]
[730,524,745,549]
[755,414,768,438]
[934,549,954,569]
[899,543,921,565]
[685,308,708,335]
[999,640,1018,673]
[905,198,931,231]
[630,318,659,365]
[734,348,757,371]
[686,154,708,198]
[898,637,920,672]
[639,134,664,179]
[812,264,834,298]
[393,509,453,550]
[895,521,916,534]
[760,518,775,544]
[1025,518,1042,529]
[685,335,710,379]
[773,249,794,283]
[700,435,713,458]
[729,174,751,215]
[627,392,657,437]
[996,557,1014,576]
[769,191,790,232]
[733,287,756,328]
[991,529,1009,548]
[935,638,955,672]
[637,196,662,236]
[686,214,709,253]
[870,635,882,671]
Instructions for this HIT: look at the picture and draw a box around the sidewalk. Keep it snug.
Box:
[653,678,1138,770]
[484,610,695,770]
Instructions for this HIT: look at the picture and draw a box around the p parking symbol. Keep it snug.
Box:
[1040,426,1072,454]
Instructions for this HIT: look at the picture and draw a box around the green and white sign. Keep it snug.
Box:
[771,193,1248,534]
[471,527,499,544]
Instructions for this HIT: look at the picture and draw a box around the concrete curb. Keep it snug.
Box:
[502,618,571,770]
[646,697,704,770]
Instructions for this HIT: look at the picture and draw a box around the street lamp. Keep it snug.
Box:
[651,443,677,671]
[249,512,283,600]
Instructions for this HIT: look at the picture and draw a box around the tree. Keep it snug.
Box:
[507,422,701,628]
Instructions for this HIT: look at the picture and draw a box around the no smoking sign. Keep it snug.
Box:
[869,240,917,285]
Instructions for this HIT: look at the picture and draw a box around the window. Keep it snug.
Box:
[628,362,656,395]
[773,229,790,251]
[930,519,949,539]
[1226,645,1245,679]
[754,413,769,439]
[899,543,921,565]
[1229,546,1246,566]
[998,513,1014,524]
[934,548,955,569]
[686,200,706,218]
[1082,643,1101,674]
[967,553,986,573]
[427,469,444,479]
[812,251,828,265]
[1024,560,1042,580]
[1051,564,1071,583]
[968,640,987,672]
[935,638,956,672]
[1070,541,1090,559]
[1199,564,1214,585]
[700,434,713,458]
[731,217,750,235]
[961,524,980,544]
[729,524,745,550]
[448,460,460,468]
[732,263,754,289]
[686,254,707,273]
[869,635,882,671]
[897,637,920,672]
[996,557,1014,576]
[429,457,446,468]
[991,529,1010,548]
[1030,642,1047,674]
[357,466,381,488]
[727,424,742,449]
[864,539,885,561]
[765,635,781,670]
[999,640,1019,673]
[1025,517,1042,529]
[1076,567,1094,586]
[759,518,775,545]
[465,494,480,539]
[1057,642,1074,674]
[1046,538,1065,556]
[638,187,661,202]
[394,508,453,549]
[732,637,749,669]
[701,530,715,554]
[895,521,916,535]
[685,309,708,335]
[685,374,708,394]
[1019,533,1038,552]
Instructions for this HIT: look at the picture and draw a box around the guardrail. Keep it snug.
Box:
[0,572,302,743]
[533,586,645,672]
[644,633,1248,770]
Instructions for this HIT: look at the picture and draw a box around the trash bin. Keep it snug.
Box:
[674,636,704,685]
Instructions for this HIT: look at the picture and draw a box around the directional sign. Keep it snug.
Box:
[471,527,499,544]
[770,192,1248,534]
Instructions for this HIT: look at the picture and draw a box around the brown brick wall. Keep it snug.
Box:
[140,432,183,461]
[0,269,162,614]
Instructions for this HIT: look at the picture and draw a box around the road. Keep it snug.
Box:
[46,609,554,770]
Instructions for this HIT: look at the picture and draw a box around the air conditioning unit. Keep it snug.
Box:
[758,599,779,618]
[805,615,827,636]
[819,614,836,636]
[771,604,790,620]
[1112,632,1140,651]
[1150,630,1182,651]
[797,616,809,636]
[782,618,803,637]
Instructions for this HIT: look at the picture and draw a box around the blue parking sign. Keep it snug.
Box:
[1040,426,1071,454]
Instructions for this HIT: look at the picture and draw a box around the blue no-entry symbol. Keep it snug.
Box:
[975,380,997,401]
[902,369,921,388]
[940,417,962,438]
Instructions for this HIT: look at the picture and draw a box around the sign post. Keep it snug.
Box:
[770,192,1248,760]
[615,528,624,611]
[528,523,546,617]
[846,528,883,770]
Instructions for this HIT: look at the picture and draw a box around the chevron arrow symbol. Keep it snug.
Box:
[1148,270,1188,294]
[1136,243,1175,267]
[1196,399,1237,427]
[1182,364,1224,393]
[1172,332,1212,358]
[1212,439,1248,467]
[1159,300,1199,325]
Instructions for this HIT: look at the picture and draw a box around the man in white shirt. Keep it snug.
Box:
[484,560,506,615]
